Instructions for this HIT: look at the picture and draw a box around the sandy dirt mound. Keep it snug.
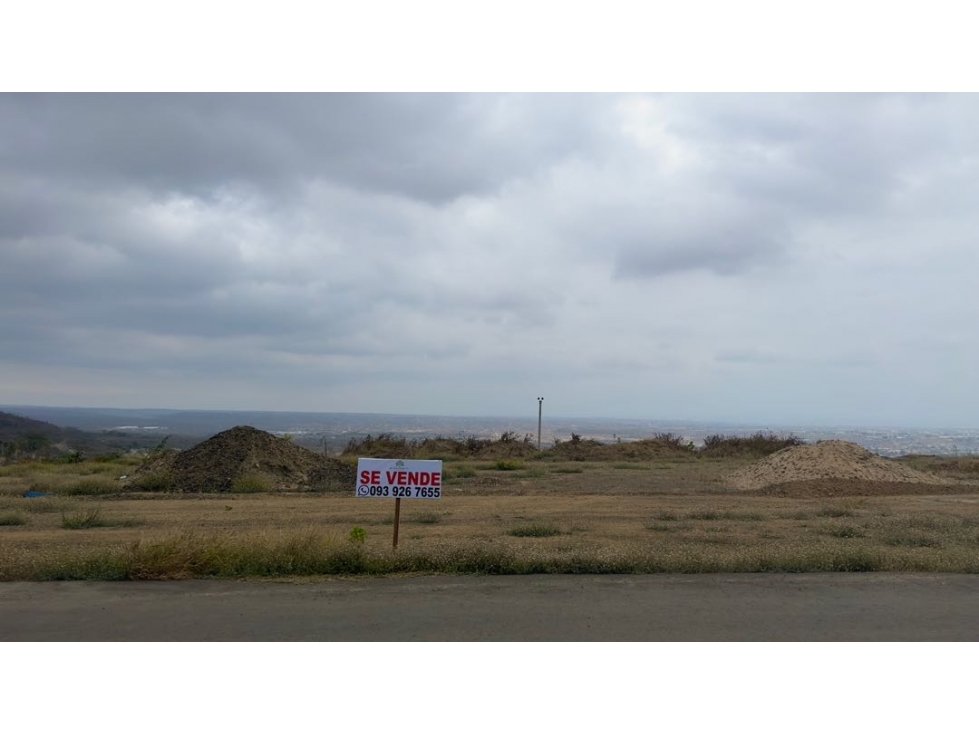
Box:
[133,425,355,492]
[727,440,946,495]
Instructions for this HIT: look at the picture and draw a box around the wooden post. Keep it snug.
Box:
[393,497,402,549]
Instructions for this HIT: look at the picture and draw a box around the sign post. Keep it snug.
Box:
[393,497,402,548]
[356,457,443,549]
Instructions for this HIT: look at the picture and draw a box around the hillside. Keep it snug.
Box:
[0,410,65,439]
[0,410,186,458]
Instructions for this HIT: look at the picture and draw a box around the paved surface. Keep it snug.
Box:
[2,574,978,641]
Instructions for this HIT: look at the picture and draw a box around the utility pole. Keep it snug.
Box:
[537,397,544,451]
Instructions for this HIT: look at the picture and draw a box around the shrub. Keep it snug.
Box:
[0,512,27,526]
[61,506,109,529]
[699,432,804,457]
[342,433,413,458]
[651,433,694,452]
[494,460,524,471]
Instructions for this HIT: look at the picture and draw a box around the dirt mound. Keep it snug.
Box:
[133,426,355,492]
[727,440,944,493]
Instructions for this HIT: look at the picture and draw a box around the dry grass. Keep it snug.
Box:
[2,455,979,579]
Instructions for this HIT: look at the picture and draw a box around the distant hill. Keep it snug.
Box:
[0,411,67,457]
[0,410,192,458]
[0,410,63,441]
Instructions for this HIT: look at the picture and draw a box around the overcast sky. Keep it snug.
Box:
[2,93,978,427]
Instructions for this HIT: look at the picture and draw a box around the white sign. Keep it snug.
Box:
[356,458,443,499]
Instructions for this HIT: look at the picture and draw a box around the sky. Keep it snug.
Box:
[2,92,978,427]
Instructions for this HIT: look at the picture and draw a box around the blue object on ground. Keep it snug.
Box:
[23,490,47,498]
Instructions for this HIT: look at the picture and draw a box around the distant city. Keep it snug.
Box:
[4,405,979,457]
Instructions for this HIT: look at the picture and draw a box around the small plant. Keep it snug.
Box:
[494,460,524,471]
[652,511,680,521]
[61,506,109,529]
[348,526,367,544]
[507,523,562,538]
[0,512,27,526]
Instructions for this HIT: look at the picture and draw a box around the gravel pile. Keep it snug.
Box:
[727,440,944,495]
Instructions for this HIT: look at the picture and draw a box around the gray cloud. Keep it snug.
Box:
[3,93,979,425]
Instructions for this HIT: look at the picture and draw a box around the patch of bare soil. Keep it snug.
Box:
[133,426,355,492]
[728,440,951,496]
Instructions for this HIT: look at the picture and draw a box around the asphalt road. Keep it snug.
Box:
[2,573,978,641]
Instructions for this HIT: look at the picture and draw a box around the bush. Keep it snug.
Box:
[0,512,27,526]
[61,506,109,529]
[652,433,694,452]
[494,460,524,471]
[348,526,367,544]
[699,432,804,457]
[342,434,413,458]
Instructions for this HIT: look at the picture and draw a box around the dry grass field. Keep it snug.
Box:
[3,447,979,579]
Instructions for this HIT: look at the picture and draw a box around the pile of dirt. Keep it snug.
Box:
[132,425,355,492]
[727,440,952,497]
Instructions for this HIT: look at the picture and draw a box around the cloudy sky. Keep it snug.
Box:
[2,93,978,427]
